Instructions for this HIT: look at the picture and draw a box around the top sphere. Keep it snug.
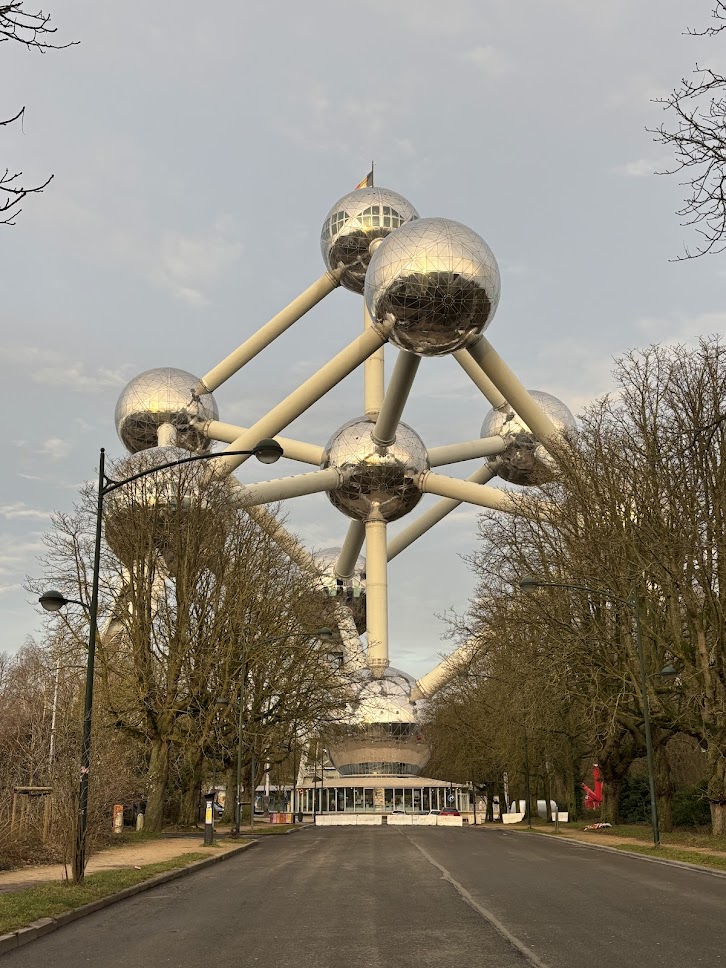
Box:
[320,187,419,294]
[481,390,576,486]
[115,367,218,454]
[364,217,501,356]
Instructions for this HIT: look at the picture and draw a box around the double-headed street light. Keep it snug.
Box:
[520,575,675,847]
[39,437,283,882]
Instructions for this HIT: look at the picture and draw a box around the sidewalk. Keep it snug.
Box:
[0,832,247,895]
[499,824,726,863]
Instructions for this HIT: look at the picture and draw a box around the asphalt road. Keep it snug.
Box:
[4,827,725,968]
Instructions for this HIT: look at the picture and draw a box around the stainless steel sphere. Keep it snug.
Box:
[327,667,430,777]
[115,367,218,454]
[364,217,501,356]
[314,547,367,634]
[321,416,429,523]
[320,187,419,294]
[481,391,576,486]
[103,446,228,568]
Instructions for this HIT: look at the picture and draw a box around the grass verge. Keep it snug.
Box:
[613,843,726,871]
[0,852,208,935]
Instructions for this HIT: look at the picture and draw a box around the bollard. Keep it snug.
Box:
[136,812,145,832]
[113,804,124,835]
[203,792,215,845]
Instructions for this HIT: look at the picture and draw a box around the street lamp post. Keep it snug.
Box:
[520,575,661,846]
[39,437,283,882]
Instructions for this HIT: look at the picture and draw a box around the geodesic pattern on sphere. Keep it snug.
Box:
[365,217,501,356]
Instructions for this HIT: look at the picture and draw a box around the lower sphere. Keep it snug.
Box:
[321,416,429,522]
[326,667,430,777]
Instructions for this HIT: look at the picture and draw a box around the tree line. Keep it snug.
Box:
[425,338,726,834]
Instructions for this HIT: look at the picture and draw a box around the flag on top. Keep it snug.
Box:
[355,168,374,190]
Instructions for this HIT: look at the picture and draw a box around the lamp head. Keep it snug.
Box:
[317,627,334,642]
[252,438,284,465]
[660,664,678,678]
[39,590,68,612]
[519,575,543,592]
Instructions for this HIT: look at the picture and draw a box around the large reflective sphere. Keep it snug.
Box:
[365,217,501,356]
[115,367,218,454]
[103,446,228,569]
[327,667,430,777]
[321,187,419,294]
[314,547,367,635]
[481,391,576,486]
[321,416,428,523]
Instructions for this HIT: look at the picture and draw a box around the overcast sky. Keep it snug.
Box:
[1,0,723,680]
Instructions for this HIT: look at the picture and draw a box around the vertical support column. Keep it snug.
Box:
[363,303,384,416]
[157,423,178,447]
[365,512,389,678]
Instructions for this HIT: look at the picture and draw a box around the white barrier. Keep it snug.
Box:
[502,812,525,824]
[386,814,413,825]
[355,814,383,825]
[411,814,437,826]
[436,814,463,827]
[315,814,355,826]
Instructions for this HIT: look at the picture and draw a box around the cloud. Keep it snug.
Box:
[461,45,514,78]
[0,346,133,393]
[0,503,51,521]
[38,437,73,461]
[0,583,23,596]
[611,157,667,177]
[0,533,45,578]
[635,311,726,344]
[147,219,244,306]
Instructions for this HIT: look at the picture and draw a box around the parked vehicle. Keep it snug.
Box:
[440,808,460,816]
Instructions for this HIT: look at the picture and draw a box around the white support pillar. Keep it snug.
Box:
[387,464,497,561]
[334,604,367,673]
[157,422,178,447]
[467,338,559,445]
[199,420,324,466]
[363,303,384,416]
[453,348,507,410]
[417,470,523,514]
[365,513,389,678]
[410,639,480,702]
[234,467,341,507]
[372,350,421,446]
[427,437,506,467]
[197,271,341,394]
[215,324,390,476]
[336,520,366,579]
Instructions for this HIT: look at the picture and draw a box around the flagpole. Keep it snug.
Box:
[371,160,374,186]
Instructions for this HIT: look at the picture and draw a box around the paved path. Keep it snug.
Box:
[3,826,725,967]
[0,834,242,893]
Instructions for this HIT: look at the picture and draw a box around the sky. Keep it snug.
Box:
[1,0,724,681]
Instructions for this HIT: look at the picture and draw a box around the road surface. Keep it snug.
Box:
[4,827,725,967]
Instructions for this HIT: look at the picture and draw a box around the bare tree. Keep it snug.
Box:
[1,3,76,224]
[653,2,726,258]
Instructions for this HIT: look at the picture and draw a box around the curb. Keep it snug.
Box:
[483,826,726,879]
[0,841,257,958]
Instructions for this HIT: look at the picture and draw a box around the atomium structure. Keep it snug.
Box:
[106,181,575,787]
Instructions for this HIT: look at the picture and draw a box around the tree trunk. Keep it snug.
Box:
[145,738,170,832]
[655,744,674,833]
[708,749,726,835]
[178,751,204,826]
[222,765,237,823]
[600,775,623,824]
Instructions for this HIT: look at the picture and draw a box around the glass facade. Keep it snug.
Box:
[297,784,471,814]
